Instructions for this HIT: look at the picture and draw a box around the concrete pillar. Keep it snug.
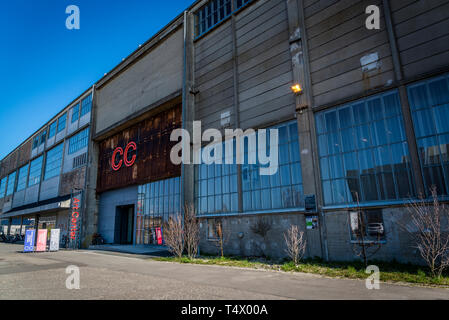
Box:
[285,0,328,260]
[182,11,196,210]
[7,218,12,236]
[34,214,40,243]
[81,87,99,248]
[19,216,23,235]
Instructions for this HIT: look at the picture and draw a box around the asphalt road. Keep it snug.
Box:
[0,243,448,300]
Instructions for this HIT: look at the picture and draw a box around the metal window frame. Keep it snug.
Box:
[316,90,415,206]
[407,74,449,196]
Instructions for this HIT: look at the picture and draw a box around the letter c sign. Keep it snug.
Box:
[111,142,137,171]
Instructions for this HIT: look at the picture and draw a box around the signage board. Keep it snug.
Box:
[306,216,319,230]
[23,229,35,252]
[69,193,82,249]
[36,229,48,252]
[50,229,60,251]
[155,227,163,245]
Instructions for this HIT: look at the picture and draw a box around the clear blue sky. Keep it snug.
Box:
[0,0,192,160]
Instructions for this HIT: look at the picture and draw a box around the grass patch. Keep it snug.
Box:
[153,255,449,287]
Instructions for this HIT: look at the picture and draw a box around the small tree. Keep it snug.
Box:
[284,225,307,265]
[212,219,229,258]
[183,203,200,259]
[405,186,449,277]
[163,214,184,258]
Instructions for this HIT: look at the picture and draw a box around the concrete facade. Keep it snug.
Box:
[2,0,449,265]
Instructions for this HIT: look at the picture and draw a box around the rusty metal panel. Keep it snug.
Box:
[17,140,32,168]
[59,166,86,196]
[0,150,18,178]
[97,105,182,193]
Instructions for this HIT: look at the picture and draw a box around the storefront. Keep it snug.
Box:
[96,104,182,246]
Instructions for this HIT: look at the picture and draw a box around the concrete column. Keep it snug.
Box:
[34,214,40,243]
[81,87,99,248]
[19,216,23,235]
[7,218,12,236]
[182,11,196,209]
[285,0,327,260]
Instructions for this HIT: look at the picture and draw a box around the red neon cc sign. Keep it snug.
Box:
[111,142,137,171]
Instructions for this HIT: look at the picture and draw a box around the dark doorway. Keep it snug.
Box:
[115,205,134,245]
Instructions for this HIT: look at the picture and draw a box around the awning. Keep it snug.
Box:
[0,196,71,219]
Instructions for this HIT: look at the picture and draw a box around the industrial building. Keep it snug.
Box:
[2,0,449,263]
[0,88,93,247]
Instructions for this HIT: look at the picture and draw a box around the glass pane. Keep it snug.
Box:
[367,98,383,121]
[413,109,435,138]
[408,84,429,110]
[338,106,353,129]
[429,78,449,106]
[341,128,356,152]
[383,92,401,117]
[434,104,449,134]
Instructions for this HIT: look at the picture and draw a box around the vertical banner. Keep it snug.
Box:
[23,229,36,252]
[36,229,48,252]
[69,191,83,249]
[155,227,163,245]
[50,229,60,251]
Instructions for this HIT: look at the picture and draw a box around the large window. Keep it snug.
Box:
[68,128,89,154]
[48,121,57,138]
[28,156,43,187]
[57,113,66,133]
[242,121,304,211]
[195,121,303,215]
[6,172,16,196]
[0,177,6,198]
[71,103,80,123]
[44,144,63,180]
[195,0,252,37]
[316,90,415,206]
[16,164,29,192]
[195,139,239,215]
[136,177,181,245]
[408,74,449,196]
[80,95,92,117]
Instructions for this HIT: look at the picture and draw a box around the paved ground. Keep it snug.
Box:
[0,243,448,300]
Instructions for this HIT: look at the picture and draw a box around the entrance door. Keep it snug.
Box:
[115,205,134,245]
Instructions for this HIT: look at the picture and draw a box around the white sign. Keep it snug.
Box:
[50,229,60,251]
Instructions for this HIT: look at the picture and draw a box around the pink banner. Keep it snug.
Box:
[36,229,48,252]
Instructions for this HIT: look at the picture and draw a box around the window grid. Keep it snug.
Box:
[68,128,89,155]
[242,121,304,212]
[408,74,449,196]
[44,144,63,180]
[195,139,239,215]
[28,156,43,187]
[136,177,181,245]
[48,122,57,138]
[39,130,47,146]
[6,172,16,196]
[0,177,6,198]
[316,90,415,206]
[57,114,66,133]
[80,95,92,117]
[32,136,39,149]
[16,164,29,192]
[195,0,252,37]
[71,103,80,123]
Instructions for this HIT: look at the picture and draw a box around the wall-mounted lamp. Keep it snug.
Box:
[291,84,303,95]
